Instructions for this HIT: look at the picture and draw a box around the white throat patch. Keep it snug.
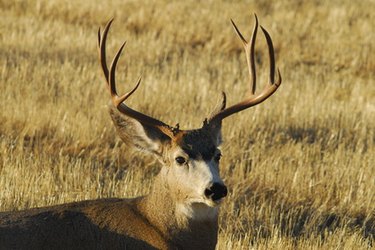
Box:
[176,202,219,221]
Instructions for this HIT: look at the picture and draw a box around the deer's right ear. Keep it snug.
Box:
[109,106,171,158]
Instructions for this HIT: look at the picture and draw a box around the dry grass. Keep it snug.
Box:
[1,0,374,249]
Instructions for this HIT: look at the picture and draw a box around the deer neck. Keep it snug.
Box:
[137,169,219,249]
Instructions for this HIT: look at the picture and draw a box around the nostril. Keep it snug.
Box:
[204,188,214,197]
[205,183,228,201]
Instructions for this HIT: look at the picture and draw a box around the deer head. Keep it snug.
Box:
[97,14,281,212]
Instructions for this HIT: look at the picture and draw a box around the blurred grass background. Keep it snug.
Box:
[0,0,374,249]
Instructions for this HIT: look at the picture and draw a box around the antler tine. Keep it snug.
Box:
[98,19,113,82]
[230,13,258,94]
[207,14,282,124]
[260,25,282,85]
[108,41,133,106]
[98,19,175,138]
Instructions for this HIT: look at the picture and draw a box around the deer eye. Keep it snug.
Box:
[214,153,222,162]
[175,156,186,165]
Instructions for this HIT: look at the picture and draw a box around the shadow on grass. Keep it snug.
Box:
[224,185,374,247]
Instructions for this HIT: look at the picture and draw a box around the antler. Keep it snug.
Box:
[97,19,176,138]
[208,14,282,124]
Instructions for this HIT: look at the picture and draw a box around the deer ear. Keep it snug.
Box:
[109,106,171,158]
[208,121,223,147]
[205,92,226,146]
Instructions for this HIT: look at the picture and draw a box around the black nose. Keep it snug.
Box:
[204,182,228,201]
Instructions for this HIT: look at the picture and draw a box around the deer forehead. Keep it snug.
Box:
[171,129,218,161]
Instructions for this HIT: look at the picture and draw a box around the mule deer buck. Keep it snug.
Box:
[0,14,281,249]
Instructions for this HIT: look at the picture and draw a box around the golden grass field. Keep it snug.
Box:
[1,0,374,249]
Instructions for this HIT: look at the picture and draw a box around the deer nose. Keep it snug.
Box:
[204,182,228,201]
